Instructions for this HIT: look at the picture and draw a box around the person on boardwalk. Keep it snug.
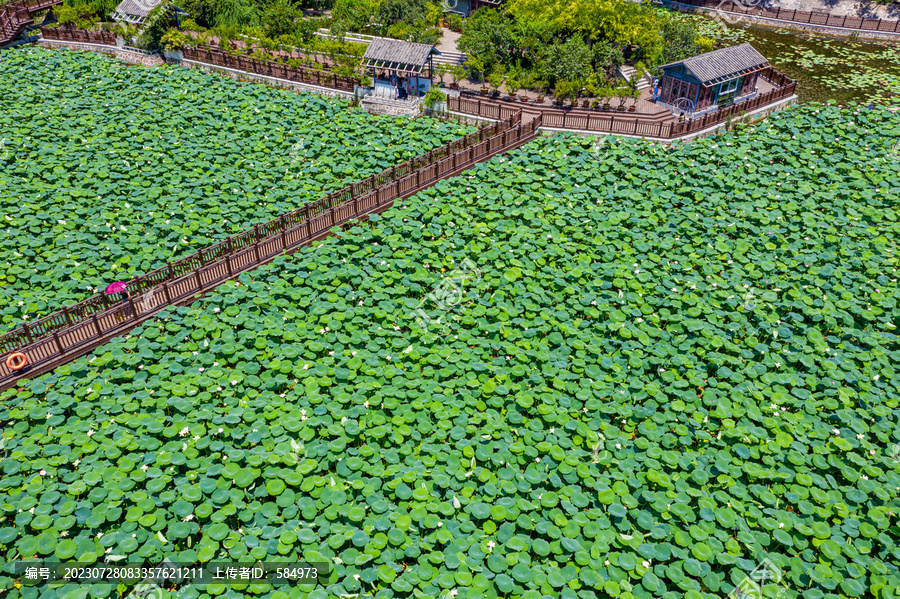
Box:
[104,281,132,322]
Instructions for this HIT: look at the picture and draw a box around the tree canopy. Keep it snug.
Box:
[506,0,664,51]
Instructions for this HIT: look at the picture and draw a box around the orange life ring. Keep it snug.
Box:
[6,353,27,370]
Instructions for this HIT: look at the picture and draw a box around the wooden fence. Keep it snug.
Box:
[39,26,115,45]
[183,46,358,92]
[661,0,900,33]
[0,113,542,386]
[38,29,360,91]
[449,68,796,139]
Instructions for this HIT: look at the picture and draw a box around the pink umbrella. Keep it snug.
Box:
[104,281,128,294]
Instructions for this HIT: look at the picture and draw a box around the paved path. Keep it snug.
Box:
[436,27,462,54]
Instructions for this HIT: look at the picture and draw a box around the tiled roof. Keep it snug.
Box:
[112,0,164,19]
[362,38,440,74]
[662,43,770,85]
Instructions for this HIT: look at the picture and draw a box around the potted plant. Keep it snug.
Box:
[615,87,629,111]
[488,70,504,99]
[628,89,640,112]
[422,87,448,113]
[160,29,189,61]
[466,57,487,94]
[434,63,448,86]
[591,98,600,110]
[449,64,466,90]
[600,87,612,111]
[504,74,520,101]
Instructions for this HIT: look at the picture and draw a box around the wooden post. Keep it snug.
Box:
[62,306,72,325]
[128,297,138,319]
[92,313,103,336]
[168,262,174,280]
[162,281,171,303]
[198,248,205,266]
[254,243,261,263]
[22,323,34,344]
[281,216,287,249]
[195,269,203,292]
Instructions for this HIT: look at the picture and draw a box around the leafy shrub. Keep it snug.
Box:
[54,1,98,29]
[422,86,446,109]
[160,29,190,51]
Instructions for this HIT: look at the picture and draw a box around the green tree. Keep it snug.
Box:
[538,36,592,88]
[260,0,303,37]
[456,7,516,74]
[655,13,712,65]
[331,0,377,31]
[506,0,663,51]
[376,0,428,30]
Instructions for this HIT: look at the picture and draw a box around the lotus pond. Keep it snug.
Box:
[1,103,899,599]
[0,47,475,336]
[680,12,900,105]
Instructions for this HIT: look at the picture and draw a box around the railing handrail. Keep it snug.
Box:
[447,67,796,140]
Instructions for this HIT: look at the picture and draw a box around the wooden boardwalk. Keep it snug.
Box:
[0,0,60,47]
[0,113,542,391]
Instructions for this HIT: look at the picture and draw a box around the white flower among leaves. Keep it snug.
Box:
[179,427,190,437]
[86,430,95,437]
[140,464,148,472]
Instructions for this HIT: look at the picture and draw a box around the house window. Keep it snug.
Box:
[719,78,739,95]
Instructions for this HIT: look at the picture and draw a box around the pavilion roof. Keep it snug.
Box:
[111,0,187,24]
[362,38,441,75]
[661,43,770,86]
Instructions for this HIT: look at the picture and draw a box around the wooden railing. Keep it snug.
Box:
[38,29,361,91]
[1,0,60,45]
[39,26,115,45]
[449,68,796,139]
[183,45,358,92]
[0,113,540,385]
[660,0,900,33]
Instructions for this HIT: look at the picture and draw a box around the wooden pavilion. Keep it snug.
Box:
[363,38,441,100]
[657,43,770,116]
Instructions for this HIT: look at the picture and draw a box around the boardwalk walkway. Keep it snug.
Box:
[0,113,542,390]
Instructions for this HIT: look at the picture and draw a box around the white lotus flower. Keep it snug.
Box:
[140,465,148,472]
[86,430,95,437]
